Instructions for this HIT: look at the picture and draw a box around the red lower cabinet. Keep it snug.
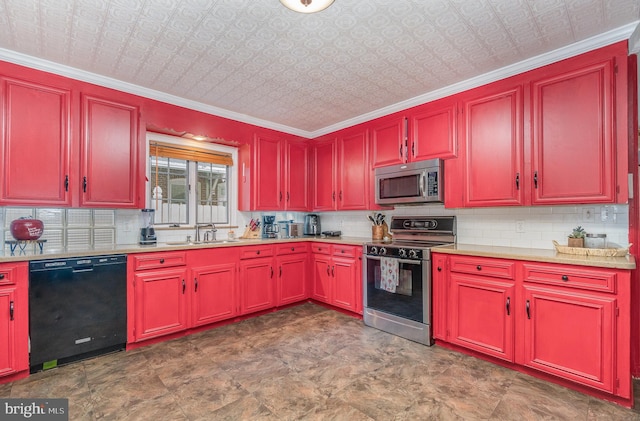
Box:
[0,263,28,380]
[132,267,189,341]
[276,244,308,306]
[522,286,615,393]
[433,253,631,402]
[449,274,515,362]
[311,243,362,314]
[191,263,238,327]
[239,245,276,315]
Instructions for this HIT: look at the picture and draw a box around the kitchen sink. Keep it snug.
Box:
[165,239,241,246]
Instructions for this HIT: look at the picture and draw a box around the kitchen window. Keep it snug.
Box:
[148,134,236,227]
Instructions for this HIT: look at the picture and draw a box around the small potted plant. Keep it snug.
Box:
[568,226,586,248]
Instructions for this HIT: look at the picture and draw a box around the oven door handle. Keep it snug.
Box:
[365,255,422,265]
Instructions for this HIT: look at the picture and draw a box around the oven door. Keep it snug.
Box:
[363,254,428,323]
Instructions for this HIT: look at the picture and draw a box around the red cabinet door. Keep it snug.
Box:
[332,256,358,312]
[133,268,189,342]
[531,59,615,204]
[81,95,140,208]
[522,286,616,393]
[277,253,307,306]
[239,257,274,315]
[191,263,238,327]
[312,254,332,303]
[1,78,71,206]
[431,254,449,341]
[449,273,515,362]
[0,287,19,376]
[254,135,282,210]
[371,117,405,167]
[312,139,336,211]
[338,130,369,210]
[462,85,524,207]
[285,140,309,211]
[410,100,457,161]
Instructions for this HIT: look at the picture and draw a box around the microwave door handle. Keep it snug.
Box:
[420,171,426,198]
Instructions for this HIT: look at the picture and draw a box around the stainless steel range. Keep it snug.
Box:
[363,216,456,345]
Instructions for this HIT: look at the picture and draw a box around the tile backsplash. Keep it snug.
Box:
[1,204,631,251]
[317,204,630,250]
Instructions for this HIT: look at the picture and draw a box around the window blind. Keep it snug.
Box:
[149,141,233,166]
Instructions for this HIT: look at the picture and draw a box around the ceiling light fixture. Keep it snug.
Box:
[280,0,335,14]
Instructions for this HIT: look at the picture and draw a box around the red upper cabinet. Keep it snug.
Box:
[410,98,458,161]
[284,139,309,211]
[371,117,405,168]
[312,137,337,211]
[338,130,369,210]
[312,129,369,211]
[531,59,616,204]
[240,134,308,211]
[460,83,524,207]
[80,95,141,208]
[0,77,72,206]
[254,135,282,210]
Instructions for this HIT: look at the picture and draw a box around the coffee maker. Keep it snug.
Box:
[139,209,157,245]
[262,215,278,239]
[304,214,321,236]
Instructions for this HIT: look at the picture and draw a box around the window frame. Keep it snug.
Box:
[146,132,238,228]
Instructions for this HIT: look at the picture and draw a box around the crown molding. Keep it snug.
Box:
[309,21,640,138]
[0,21,637,140]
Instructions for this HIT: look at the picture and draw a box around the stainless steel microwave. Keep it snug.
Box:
[375,159,443,205]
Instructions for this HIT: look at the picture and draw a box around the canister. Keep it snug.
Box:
[585,233,607,249]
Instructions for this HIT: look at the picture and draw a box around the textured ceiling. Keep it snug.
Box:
[0,0,638,137]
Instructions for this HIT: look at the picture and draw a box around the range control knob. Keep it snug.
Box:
[370,246,378,255]
[398,249,407,258]
[379,247,387,256]
[408,249,418,259]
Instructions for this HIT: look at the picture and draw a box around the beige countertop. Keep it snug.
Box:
[0,236,369,263]
[2,238,635,270]
[432,243,636,270]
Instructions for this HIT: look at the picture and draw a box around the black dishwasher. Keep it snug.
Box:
[29,255,127,372]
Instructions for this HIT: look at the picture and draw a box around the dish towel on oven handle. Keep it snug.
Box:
[380,257,399,293]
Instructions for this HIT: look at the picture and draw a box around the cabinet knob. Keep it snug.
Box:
[476,265,482,271]
[257,250,260,255]
[159,259,165,264]
[0,274,4,279]
[437,267,442,272]
[561,275,569,281]
[291,247,295,251]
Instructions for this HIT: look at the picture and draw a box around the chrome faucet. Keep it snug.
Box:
[196,223,217,242]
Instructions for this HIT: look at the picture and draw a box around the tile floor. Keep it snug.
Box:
[1,303,639,420]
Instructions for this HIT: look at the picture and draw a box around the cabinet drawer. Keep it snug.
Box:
[0,266,16,286]
[522,264,616,293]
[449,256,515,279]
[311,243,332,254]
[133,252,187,271]
[276,243,308,255]
[332,245,358,258]
[239,245,274,259]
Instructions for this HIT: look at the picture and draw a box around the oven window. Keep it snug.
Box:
[366,257,423,322]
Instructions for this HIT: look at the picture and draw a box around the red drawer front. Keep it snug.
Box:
[311,244,331,254]
[239,245,274,259]
[133,252,187,271]
[276,243,308,255]
[523,264,616,293]
[332,245,358,258]
[449,256,515,279]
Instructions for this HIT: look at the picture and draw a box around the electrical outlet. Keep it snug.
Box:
[516,220,525,233]
[583,208,594,222]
